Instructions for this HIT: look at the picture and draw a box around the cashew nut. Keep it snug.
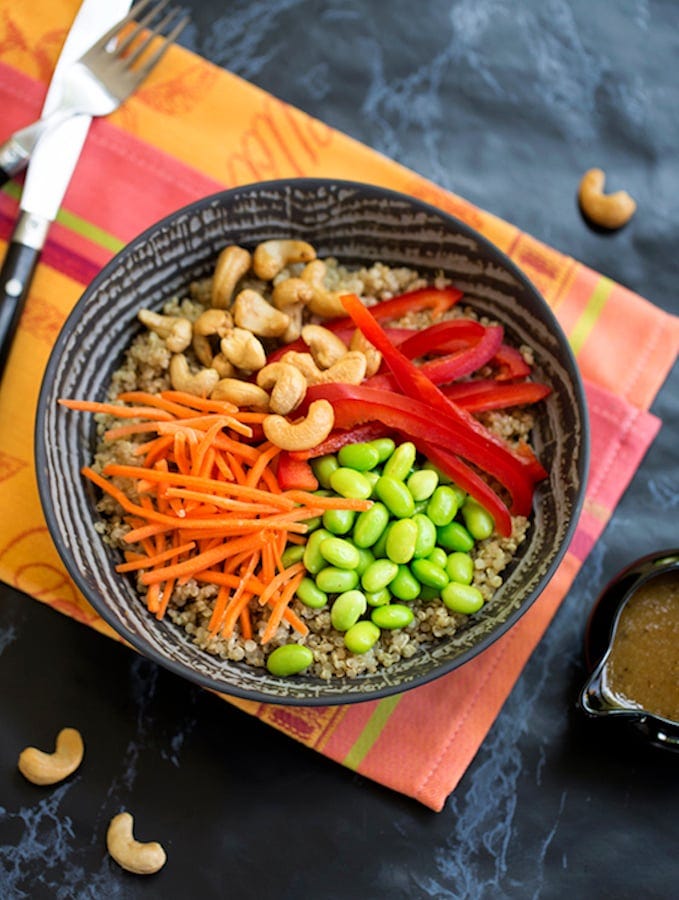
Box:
[18,727,84,785]
[210,352,236,378]
[281,350,367,386]
[232,289,290,338]
[350,328,382,377]
[263,399,335,451]
[252,239,316,281]
[192,309,234,367]
[211,378,270,410]
[211,245,252,309]
[169,353,220,397]
[280,303,304,344]
[301,260,348,318]
[301,324,348,369]
[271,277,313,311]
[137,309,192,353]
[106,812,166,875]
[256,362,308,415]
[220,327,267,372]
[578,168,637,229]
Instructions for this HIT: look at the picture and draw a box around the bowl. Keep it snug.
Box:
[579,548,679,750]
[35,178,589,705]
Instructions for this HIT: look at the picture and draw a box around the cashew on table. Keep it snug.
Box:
[18,727,84,785]
[578,168,637,229]
[107,812,167,875]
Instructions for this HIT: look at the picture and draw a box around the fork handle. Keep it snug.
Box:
[0,134,31,186]
[0,211,49,382]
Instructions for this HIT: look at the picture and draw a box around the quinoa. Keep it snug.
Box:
[92,257,535,680]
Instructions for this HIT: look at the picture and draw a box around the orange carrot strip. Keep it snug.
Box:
[286,490,373,511]
[156,576,176,619]
[193,570,266,593]
[209,584,232,634]
[154,413,252,438]
[160,390,239,415]
[245,441,282,488]
[141,533,269,586]
[219,551,260,636]
[261,571,305,643]
[58,398,174,421]
[146,582,162,614]
[163,488,283,515]
[239,606,253,640]
[104,421,166,440]
[192,420,223,476]
[257,561,305,608]
[117,391,221,419]
[217,452,237,482]
[281,606,308,636]
[115,540,196,573]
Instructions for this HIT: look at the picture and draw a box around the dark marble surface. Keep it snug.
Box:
[2,1,678,897]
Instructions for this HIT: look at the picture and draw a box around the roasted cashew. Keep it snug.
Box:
[301,324,348,369]
[18,727,84,785]
[232,289,290,338]
[280,303,304,344]
[137,309,192,353]
[192,309,234,367]
[252,239,316,281]
[578,168,637,229]
[256,362,308,415]
[169,353,220,397]
[220,327,267,372]
[263,399,335,451]
[271,277,313,311]
[350,328,382,377]
[211,245,252,308]
[211,378,270,410]
[281,350,366,386]
[106,812,166,875]
[210,352,236,378]
[301,260,347,318]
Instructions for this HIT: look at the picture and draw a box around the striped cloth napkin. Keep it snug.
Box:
[1,0,677,810]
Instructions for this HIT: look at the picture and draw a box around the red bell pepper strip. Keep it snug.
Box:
[304,383,537,518]
[492,344,532,380]
[289,422,392,460]
[321,286,464,334]
[441,379,551,412]
[275,452,319,491]
[395,319,485,358]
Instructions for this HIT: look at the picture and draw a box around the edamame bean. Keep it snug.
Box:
[411,558,450,590]
[354,547,375,577]
[407,468,439,501]
[304,515,322,533]
[281,544,305,567]
[375,475,415,518]
[266,644,313,677]
[329,467,373,500]
[461,498,495,540]
[330,590,367,631]
[382,441,416,481]
[369,437,395,463]
[338,442,380,471]
[423,460,452,484]
[322,508,356,535]
[386,517,418,564]
[344,620,380,654]
[419,584,440,602]
[413,513,437,558]
[371,604,414,630]
[436,521,474,552]
[441,582,484,614]
[296,577,328,609]
[319,536,361,570]
[315,567,359,594]
[446,551,474,585]
[365,587,391,607]
[361,559,399,592]
[311,454,339,488]
[426,547,448,569]
[303,528,334,574]
[363,471,380,496]
[353,501,390,548]
[426,485,461,526]
[390,564,420,601]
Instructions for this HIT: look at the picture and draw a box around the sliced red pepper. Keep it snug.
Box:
[289,422,391,460]
[441,379,552,412]
[396,319,485,358]
[275,452,319,491]
[492,344,532,380]
[322,286,463,334]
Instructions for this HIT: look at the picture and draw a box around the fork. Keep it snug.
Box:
[0,0,189,185]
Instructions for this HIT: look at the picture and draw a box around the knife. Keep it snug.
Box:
[0,0,133,381]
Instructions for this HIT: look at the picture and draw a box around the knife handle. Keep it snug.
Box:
[0,212,49,382]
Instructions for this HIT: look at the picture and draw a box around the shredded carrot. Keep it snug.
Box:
[63,390,374,649]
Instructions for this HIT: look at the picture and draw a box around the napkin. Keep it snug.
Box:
[1,1,677,811]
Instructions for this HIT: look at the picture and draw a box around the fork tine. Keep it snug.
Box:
[85,0,156,56]
[122,6,184,70]
[114,0,172,58]
[133,13,190,80]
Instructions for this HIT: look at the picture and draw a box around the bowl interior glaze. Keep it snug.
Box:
[35,179,589,705]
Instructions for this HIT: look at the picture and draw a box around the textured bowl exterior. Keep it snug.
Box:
[35,179,589,705]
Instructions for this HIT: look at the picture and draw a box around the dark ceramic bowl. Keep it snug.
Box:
[35,178,589,706]
[579,548,679,750]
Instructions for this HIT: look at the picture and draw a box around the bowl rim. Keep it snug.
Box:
[35,177,590,706]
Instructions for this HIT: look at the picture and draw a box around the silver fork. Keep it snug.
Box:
[0,0,189,184]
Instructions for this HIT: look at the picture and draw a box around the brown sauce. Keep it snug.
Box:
[603,571,679,722]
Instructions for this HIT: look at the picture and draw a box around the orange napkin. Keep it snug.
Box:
[1,1,677,810]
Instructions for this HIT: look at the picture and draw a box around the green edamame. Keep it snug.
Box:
[446,551,474,585]
[361,558,399,592]
[386,517,418,564]
[329,467,373,500]
[382,441,416,481]
[426,485,461,526]
[311,454,339,489]
[436,521,474,552]
[330,590,367,631]
[426,547,448,569]
[266,644,313,677]
[410,558,450,590]
[413,513,437,558]
[281,544,305,567]
[315,566,359,594]
[296,577,328,609]
[369,438,395,463]
[375,475,415,518]
[354,547,376,577]
[353,502,390,548]
[370,603,414,630]
[390,564,420,601]
[319,536,361,570]
[322,507,356,535]
[303,528,334,575]
[365,587,391,607]
[406,468,439,501]
[337,442,380,471]
[461,498,495,540]
[344,620,380,654]
[441,582,484,614]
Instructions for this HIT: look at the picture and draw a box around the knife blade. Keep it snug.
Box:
[0,0,133,381]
